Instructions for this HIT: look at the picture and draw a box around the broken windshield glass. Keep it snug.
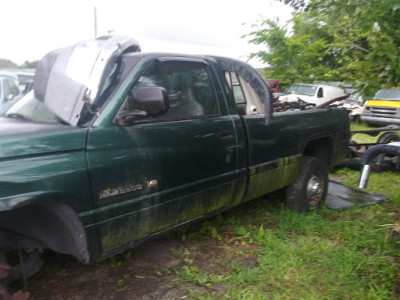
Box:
[1,91,64,124]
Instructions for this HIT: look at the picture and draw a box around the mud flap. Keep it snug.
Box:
[325,180,385,210]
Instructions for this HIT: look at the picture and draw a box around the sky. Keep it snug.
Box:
[0,0,292,68]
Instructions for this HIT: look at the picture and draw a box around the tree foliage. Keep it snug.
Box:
[248,0,400,96]
[19,60,39,69]
[0,59,39,69]
[0,59,18,69]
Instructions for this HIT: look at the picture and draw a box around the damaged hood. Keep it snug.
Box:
[34,35,141,126]
[0,118,87,159]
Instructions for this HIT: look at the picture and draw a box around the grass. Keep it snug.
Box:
[171,122,400,299]
[173,186,400,299]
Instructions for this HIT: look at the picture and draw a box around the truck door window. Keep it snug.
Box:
[125,60,219,121]
[226,72,264,115]
[230,72,246,105]
[229,72,246,115]
[317,88,323,98]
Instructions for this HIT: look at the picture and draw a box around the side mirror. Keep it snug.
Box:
[116,86,170,125]
[132,86,169,115]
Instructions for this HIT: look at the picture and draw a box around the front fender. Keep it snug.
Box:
[0,201,90,263]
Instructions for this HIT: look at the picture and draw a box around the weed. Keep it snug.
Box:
[117,277,126,287]
[381,221,400,243]
[108,251,132,269]
[170,245,186,259]
[172,164,400,299]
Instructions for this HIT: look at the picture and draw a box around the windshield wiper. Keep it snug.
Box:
[3,113,33,122]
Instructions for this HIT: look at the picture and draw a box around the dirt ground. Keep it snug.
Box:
[23,235,192,299]
[17,230,248,300]
[7,194,269,300]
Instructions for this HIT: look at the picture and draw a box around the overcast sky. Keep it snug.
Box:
[0,0,292,68]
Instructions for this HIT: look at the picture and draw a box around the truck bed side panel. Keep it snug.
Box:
[242,108,349,202]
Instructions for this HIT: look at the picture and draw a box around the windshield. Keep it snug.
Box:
[1,91,64,124]
[374,89,400,101]
[287,84,317,96]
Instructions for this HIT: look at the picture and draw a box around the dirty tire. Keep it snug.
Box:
[285,156,328,212]
[377,132,400,144]
[0,249,43,285]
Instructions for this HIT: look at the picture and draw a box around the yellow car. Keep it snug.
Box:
[361,88,400,125]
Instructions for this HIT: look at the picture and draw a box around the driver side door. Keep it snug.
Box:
[87,57,245,254]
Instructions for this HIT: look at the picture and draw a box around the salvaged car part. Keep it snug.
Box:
[325,181,385,210]
[274,94,351,112]
[358,142,400,188]
[314,94,351,109]
[325,142,400,210]
[34,35,141,126]
[327,131,399,210]
[273,98,316,111]
[343,125,400,169]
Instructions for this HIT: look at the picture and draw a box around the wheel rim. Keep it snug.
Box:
[307,172,324,206]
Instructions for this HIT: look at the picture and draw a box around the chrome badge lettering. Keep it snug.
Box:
[146,180,158,188]
[99,184,143,200]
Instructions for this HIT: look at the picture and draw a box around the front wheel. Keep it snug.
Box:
[285,156,328,212]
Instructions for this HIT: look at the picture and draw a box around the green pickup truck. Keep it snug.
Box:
[0,36,349,286]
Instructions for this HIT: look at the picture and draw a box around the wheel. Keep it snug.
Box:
[0,249,43,285]
[285,156,328,212]
[377,132,400,144]
[373,132,400,170]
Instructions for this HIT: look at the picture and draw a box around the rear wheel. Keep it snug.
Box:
[285,156,328,212]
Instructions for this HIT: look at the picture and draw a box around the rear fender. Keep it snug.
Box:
[303,137,334,166]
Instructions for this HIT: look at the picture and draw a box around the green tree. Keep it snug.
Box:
[248,0,400,96]
[19,60,39,69]
[248,12,340,88]
[0,58,18,69]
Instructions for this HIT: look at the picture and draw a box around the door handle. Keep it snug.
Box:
[218,130,233,141]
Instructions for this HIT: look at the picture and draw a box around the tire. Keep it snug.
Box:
[373,132,400,169]
[0,248,43,285]
[285,156,329,212]
[377,132,400,144]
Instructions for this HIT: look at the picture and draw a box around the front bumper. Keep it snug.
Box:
[360,115,400,126]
